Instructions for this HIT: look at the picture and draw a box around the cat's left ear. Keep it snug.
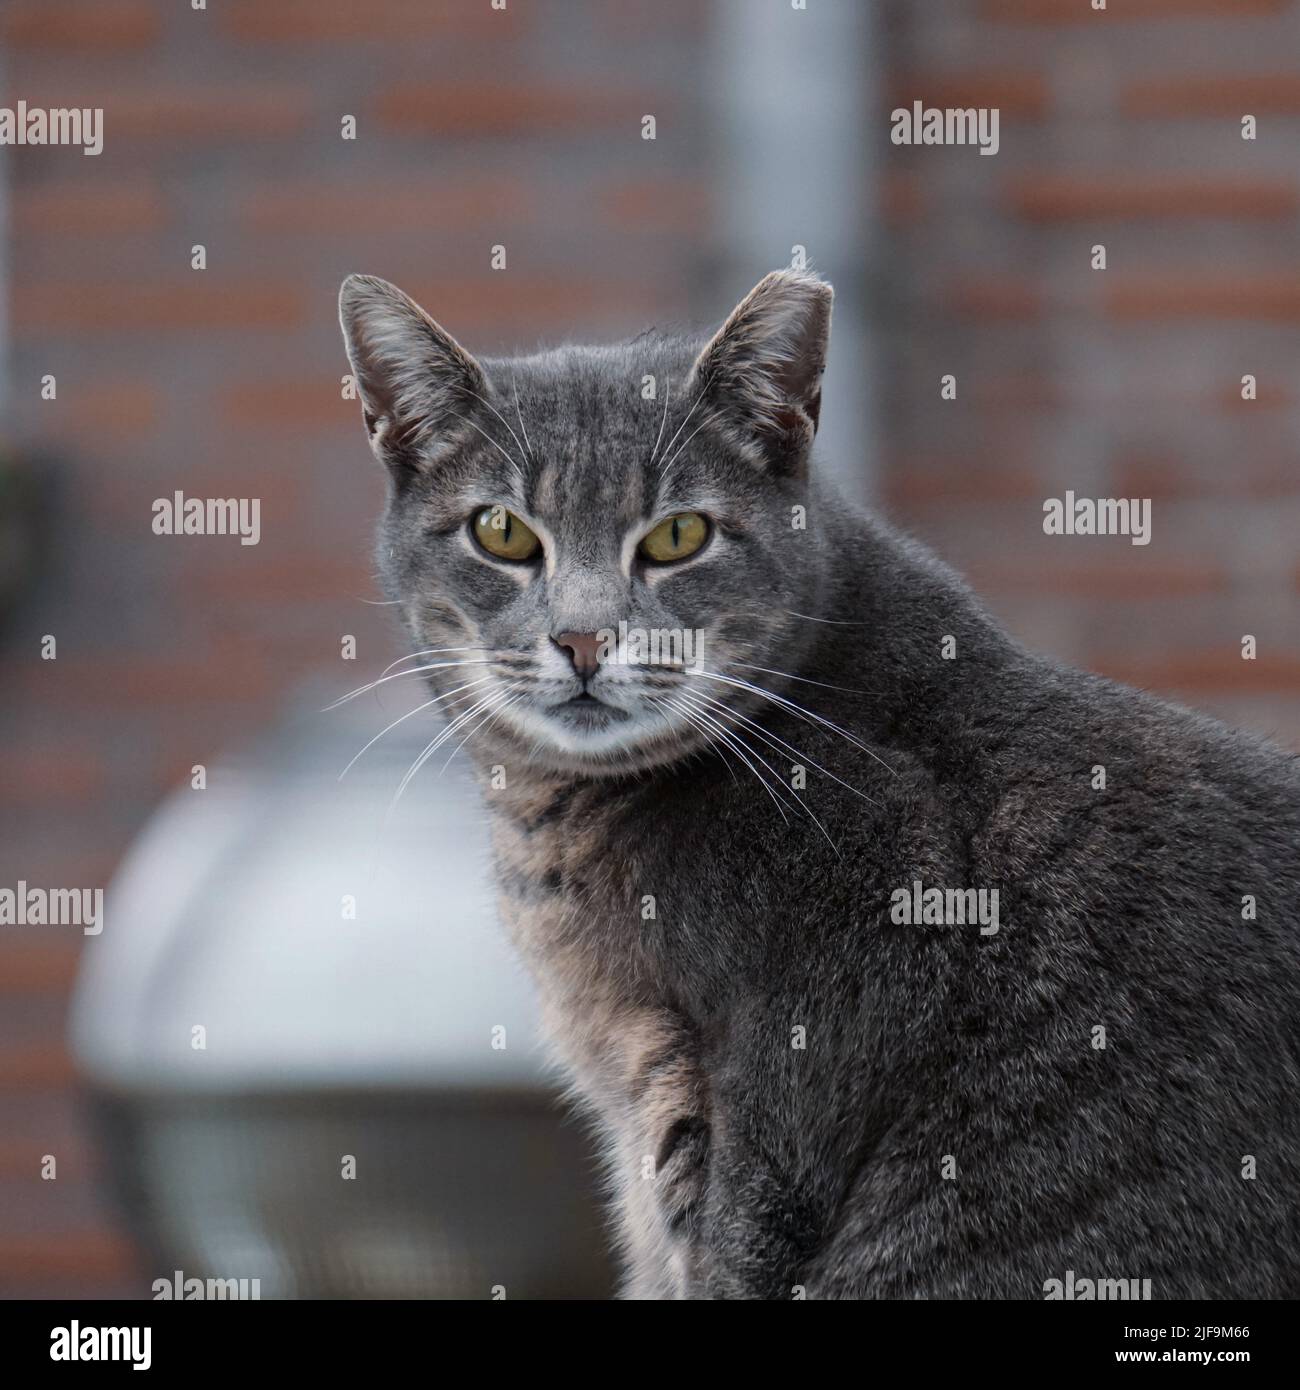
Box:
[688,269,833,473]
[338,273,487,473]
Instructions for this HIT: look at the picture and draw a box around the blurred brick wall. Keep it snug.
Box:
[2,0,1297,1300]
[0,0,712,1296]
[879,0,1300,749]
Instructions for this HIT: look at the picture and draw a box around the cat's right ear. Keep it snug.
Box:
[687,269,833,475]
[338,274,486,471]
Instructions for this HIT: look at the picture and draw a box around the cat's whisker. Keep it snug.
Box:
[389,690,502,811]
[675,693,842,857]
[655,390,706,476]
[378,646,487,680]
[782,609,868,627]
[698,666,888,770]
[665,696,794,829]
[464,387,531,472]
[686,690,881,809]
[338,675,497,781]
[726,659,867,697]
[438,686,525,776]
[448,412,527,488]
[647,695,739,787]
[648,378,672,464]
[661,696,765,803]
[323,659,492,711]
[658,414,714,480]
[688,667,896,777]
[511,376,535,462]
[666,695,767,795]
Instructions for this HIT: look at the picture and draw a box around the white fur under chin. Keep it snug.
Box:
[498,700,692,773]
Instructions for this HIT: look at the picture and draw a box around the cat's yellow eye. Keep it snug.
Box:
[472,506,541,562]
[638,512,709,564]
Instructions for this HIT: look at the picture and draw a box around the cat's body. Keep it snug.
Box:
[489,499,1300,1299]
[339,269,1300,1299]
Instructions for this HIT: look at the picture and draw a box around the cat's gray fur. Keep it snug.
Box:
[339,269,1300,1299]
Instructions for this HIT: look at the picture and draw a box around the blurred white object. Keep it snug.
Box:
[70,682,612,1299]
[72,681,547,1089]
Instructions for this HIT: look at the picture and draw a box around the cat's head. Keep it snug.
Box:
[339,269,834,777]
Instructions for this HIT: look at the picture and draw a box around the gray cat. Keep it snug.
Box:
[339,268,1300,1299]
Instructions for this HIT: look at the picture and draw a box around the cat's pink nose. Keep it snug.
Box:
[553,631,602,679]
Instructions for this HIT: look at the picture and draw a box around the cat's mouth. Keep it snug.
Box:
[491,680,700,772]
[549,691,630,726]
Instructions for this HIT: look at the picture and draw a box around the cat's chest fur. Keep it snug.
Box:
[484,747,944,1019]
[478,741,960,1296]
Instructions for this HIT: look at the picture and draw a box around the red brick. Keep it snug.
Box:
[882,172,925,227]
[0,945,80,995]
[1115,455,1300,498]
[377,81,660,136]
[1105,275,1300,321]
[971,558,1227,599]
[887,73,1049,120]
[884,463,1040,507]
[221,378,352,430]
[947,276,1043,320]
[244,178,530,233]
[601,178,711,233]
[1008,175,1298,222]
[0,745,107,805]
[379,277,661,332]
[2,0,160,49]
[18,86,312,141]
[182,553,374,604]
[983,0,1285,20]
[1092,651,1300,695]
[1125,75,1300,117]
[0,856,120,897]
[12,281,305,334]
[1218,383,1292,411]
[0,1230,137,1284]
[884,472,1034,511]
[12,180,166,236]
[0,1133,92,1177]
[40,382,158,439]
[0,1046,75,1089]
[83,465,306,527]
[0,1100,87,1166]
[968,375,1063,410]
[0,647,278,710]
[596,0,708,35]
[224,0,513,42]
